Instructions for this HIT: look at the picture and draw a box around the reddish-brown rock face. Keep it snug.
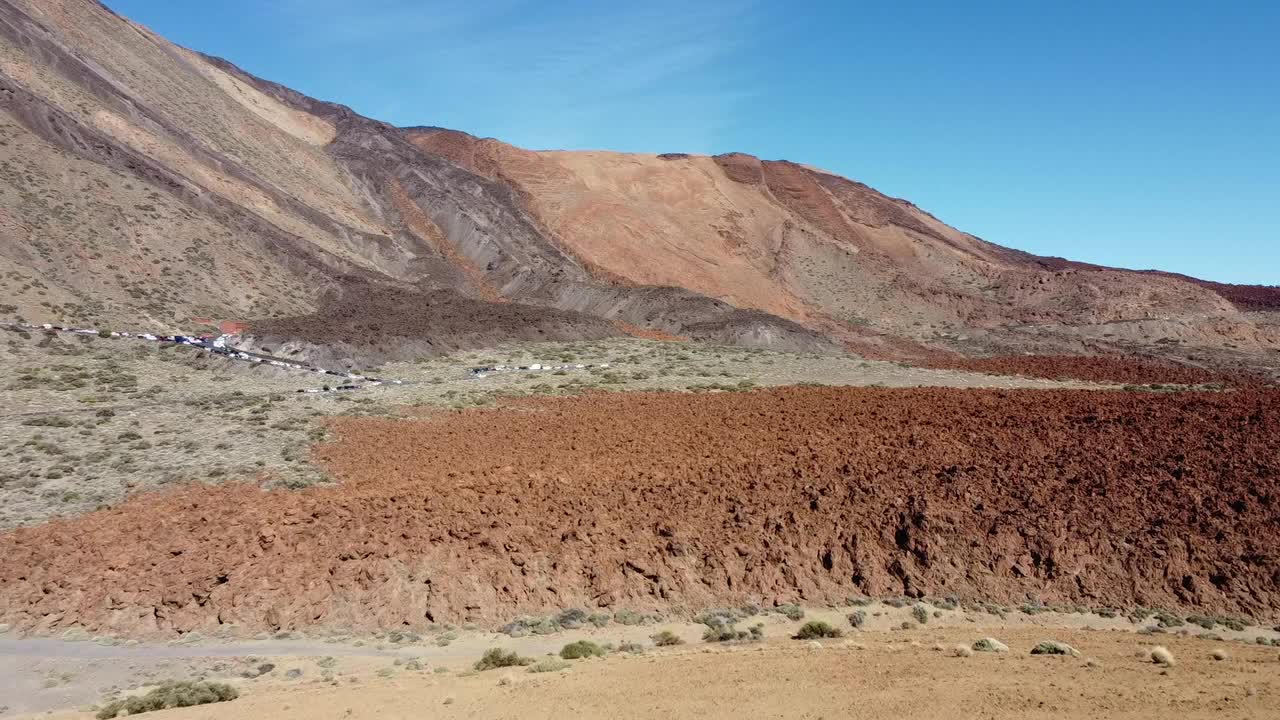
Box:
[2,385,1276,637]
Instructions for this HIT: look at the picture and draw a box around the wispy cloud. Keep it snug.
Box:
[268,0,762,151]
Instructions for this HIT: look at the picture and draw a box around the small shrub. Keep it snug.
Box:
[559,640,607,660]
[1097,608,1118,619]
[1030,641,1079,657]
[474,648,533,671]
[972,637,1009,653]
[617,641,645,654]
[95,681,237,718]
[848,610,867,629]
[500,616,559,637]
[528,658,571,673]
[774,603,805,621]
[1219,617,1247,632]
[884,597,910,609]
[1128,607,1154,622]
[703,623,764,644]
[846,596,872,607]
[587,612,611,628]
[930,597,958,611]
[696,608,744,629]
[911,605,930,624]
[1149,646,1176,667]
[650,630,684,647]
[1211,648,1229,661]
[555,608,589,629]
[1154,611,1184,628]
[1186,614,1215,630]
[793,621,844,640]
[613,609,656,626]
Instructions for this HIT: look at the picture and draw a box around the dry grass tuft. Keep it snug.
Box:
[1150,646,1176,667]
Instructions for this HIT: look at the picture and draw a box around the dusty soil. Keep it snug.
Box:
[20,626,1280,720]
[1,385,1276,638]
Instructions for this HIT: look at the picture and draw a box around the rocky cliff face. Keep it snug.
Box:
[1,0,1275,361]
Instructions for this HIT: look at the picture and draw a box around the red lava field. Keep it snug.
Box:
[927,354,1239,386]
[1,386,1278,637]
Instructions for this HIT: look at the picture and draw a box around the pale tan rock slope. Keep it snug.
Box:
[2,0,1276,361]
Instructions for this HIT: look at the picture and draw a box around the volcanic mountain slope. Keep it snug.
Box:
[1,0,1276,361]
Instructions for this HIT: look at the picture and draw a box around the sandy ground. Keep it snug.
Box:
[11,623,1280,720]
[5,605,1278,717]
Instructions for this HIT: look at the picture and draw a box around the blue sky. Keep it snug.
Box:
[110,1,1278,284]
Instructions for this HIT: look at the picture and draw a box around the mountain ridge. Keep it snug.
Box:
[1,0,1276,366]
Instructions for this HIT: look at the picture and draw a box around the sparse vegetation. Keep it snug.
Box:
[95,681,237,718]
[911,605,930,624]
[474,648,534,671]
[793,621,844,640]
[1149,646,1176,667]
[1211,648,1229,661]
[848,610,867,629]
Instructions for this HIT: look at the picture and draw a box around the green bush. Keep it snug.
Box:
[848,610,867,629]
[96,681,237,718]
[650,630,684,647]
[793,621,844,640]
[474,648,534,671]
[911,605,930,624]
[559,640,607,660]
